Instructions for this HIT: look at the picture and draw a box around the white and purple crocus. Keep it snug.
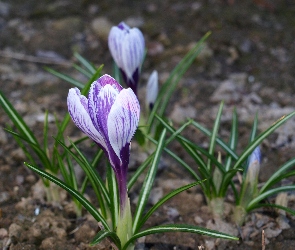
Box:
[67,74,140,209]
[108,22,145,96]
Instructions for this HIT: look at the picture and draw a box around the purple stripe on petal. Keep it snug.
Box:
[67,88,106,148]
[107,88,140,163]
[121,28,145,81]
[89,82,119,137]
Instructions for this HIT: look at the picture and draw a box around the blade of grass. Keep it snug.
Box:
[207,101,224,173]
[148,31,211,131]
[259,157,295,194]
[0,91,38,144]
[135,181,204,232]
[124,224,238,250]
[44,67,85,88]
[247,185,295,211]
[132,129,167,233]
[74,52,96,74]
[225,108,238,171]
[90,230,121,248]
[25,162,110,230]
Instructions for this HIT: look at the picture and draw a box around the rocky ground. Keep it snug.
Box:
[1,0,295,249]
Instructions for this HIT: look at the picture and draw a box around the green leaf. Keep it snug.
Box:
[207,101,224,173]
[45,67,85,88]
[107,163,119,231]
[224,108,238,172]
[135,181,204,232]
[127,154,154,190]
[0,91,38,145]
[123,224,238,250]
[148,31,211,131]
[72,63,93,78]
[247,185,295,211]
[74,52,96,74]
[146,135,202,183]
[247,203,295,216]
[221,111,295,195]
[5,128,53,171]
[25,162,110,231]
[259,157,295,194]
[191,120,238,161]
[55,138,110,214]
[90,229,121,248]
[132,129,167,233]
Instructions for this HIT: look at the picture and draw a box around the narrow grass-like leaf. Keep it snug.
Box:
[155,115,207,171]
[90,229,121,248]
[43,110,49,158]
[56,138,110,211]
[25,162,110,230]
[136,181,204,232]
[5,128,53,171]
[0,91,38,145]
[225,108,238,171]
[247,203,295,216]
[74,52,96,74]
[146,135,202,183]
[249,112,258,143]
[191,120,238,160]
[260,157,295,194]
[207,102,224,174]
[148,32,211,131]
[45,67,85,88]
[132,129,167,233]
[72,63,93,78]
[127,154,154,190]
[107,163,119,231]
[247,185,295,211]
[221,111,295,194]
[124,224,238,250]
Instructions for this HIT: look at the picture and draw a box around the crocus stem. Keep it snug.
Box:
[116,193,133,249]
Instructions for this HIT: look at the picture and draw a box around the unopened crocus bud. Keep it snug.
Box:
[146,70,158,110]
[108,22,145,95]
[246,146,261,182]
[240,146,261,208]
[233,146,262,225]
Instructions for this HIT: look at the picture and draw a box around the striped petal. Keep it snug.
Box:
[88,82,118,139]
[67,88,105,147]
[108,22,145,82]
[121,27,145,81]
[107,88,140,163]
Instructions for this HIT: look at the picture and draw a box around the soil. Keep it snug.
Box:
[1,0,295,249]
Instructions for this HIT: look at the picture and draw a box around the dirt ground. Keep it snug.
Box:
[1,0,295,249]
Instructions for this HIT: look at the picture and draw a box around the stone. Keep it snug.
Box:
[91,17,113,41]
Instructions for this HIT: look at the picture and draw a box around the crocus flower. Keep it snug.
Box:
[67,74,140,208]
[108,22,145,95]
[146,70,158,110]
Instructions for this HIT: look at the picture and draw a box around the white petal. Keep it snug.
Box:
[146,70,158,108]
[67,88,106,147]
[121,28,145,79]
[107,88,140,161]
[108,26,125,68]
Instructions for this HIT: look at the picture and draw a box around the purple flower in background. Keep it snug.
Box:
[108,22,145,95]
[67,74,140,207]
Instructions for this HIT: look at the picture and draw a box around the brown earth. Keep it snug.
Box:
[1,0,295,249]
